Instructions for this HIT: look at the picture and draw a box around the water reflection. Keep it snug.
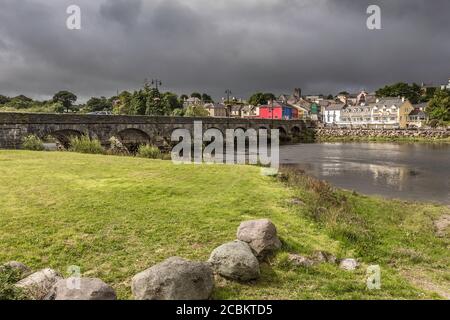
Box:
[280,143,450,204]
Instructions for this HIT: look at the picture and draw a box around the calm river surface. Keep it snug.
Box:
[280,143,450,204]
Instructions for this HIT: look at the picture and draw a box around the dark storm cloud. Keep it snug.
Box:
[0,0,449,101]
[99,0,142,28]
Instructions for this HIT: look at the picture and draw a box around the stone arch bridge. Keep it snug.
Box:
[0,113,313,150]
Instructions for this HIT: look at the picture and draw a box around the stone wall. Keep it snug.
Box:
[314,128,450,139]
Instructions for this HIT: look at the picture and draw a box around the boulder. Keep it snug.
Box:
[1,261,31,278]
[288,254,315,268]
[131,257,214,300]
[208,240,260,281]
[339,258,359,271]
[312,251,337,264]
[237,219,282,260]
[46,277,116,300]
[16,268,63,300]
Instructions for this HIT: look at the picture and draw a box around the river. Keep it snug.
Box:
[280,142,450,204]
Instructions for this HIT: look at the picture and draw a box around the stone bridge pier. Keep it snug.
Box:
[0,113,313,150]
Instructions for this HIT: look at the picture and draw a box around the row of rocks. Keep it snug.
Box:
[1,262,116,300]
[315,128,449,139]
[3,219,359,300]
[288,252,359,271]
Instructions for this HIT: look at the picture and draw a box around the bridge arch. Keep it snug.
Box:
[116,128,151,153]
[46,129,83,149]
[291,126,301,137]
[277,126,289,140]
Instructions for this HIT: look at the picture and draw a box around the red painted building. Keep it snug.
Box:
[258,102,298,120]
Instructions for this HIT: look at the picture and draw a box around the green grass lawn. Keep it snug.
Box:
[0,151,448,299]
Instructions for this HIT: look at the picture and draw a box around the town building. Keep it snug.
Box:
[183,97,202,108]
[204,103,227,118]
[323,103,347,125]
[441,78,450,90]
[241,105,259,118]
[258,101,298,120]
[229,105,244,118]
[278,89,311,119]
[407,103,428,128]
[339,98,412,128]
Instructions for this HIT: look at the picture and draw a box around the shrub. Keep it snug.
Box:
[22,135,45,151]
[137,144,162,159]
[107,136,129,156]
[69,135,104,154]
[0,266,27,300]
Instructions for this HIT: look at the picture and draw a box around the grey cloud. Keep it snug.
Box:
[99,0,142,28]
[0,0,449,101]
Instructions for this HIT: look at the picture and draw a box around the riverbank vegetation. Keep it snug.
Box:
[0,151,448,299]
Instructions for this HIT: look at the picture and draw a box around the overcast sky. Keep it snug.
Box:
[0,0,449,102]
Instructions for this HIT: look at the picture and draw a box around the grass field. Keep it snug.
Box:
[0,151,448,299]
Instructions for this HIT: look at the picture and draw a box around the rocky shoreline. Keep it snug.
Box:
[314,128,449,141]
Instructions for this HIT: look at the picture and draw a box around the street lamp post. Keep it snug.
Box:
[151,79,162,91]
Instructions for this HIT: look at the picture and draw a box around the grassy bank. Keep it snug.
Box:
[0,151,448,299]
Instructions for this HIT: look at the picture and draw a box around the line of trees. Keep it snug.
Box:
[0,86,215,117]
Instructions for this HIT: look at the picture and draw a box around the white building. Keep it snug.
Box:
[441,78,450,90]
[323,103,346,125]
[339,98,409,128]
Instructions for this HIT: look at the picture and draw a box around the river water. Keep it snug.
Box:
[280,143,450,204]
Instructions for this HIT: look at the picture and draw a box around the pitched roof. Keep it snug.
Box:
[409,108,427,116]
[325,103,347,111]
[373,98,406,107]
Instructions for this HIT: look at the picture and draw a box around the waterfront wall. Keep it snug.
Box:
[314,128,450,140]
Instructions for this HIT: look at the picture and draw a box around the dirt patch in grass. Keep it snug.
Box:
[434,214,450,237]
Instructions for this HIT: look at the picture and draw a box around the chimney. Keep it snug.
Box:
[401,97,405,102]
[376,98,380,103]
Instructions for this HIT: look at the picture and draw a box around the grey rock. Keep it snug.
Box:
[132,257,214,300]
[1,261,31,278]
[208,240,260,281]
[339,258,359,271]
[46,277,116,300]
[237,219,282,260]
[312,251,337,264]
[288,254,316,268]
[16,268,63,300]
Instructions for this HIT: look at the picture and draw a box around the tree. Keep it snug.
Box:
[53,91,77,113]
[201,93,213,103]
[4,97,33,109]
[14,95,33,102]
[172,108,185,116]
[249,92,265,106]
[376,82,422,104]
[190,92,202,99]
[184,105,209,117]
[326,94,334,99]
[180,94,189,101]
[130,90,146,115]
[248,92,276,106]
[338,91,349,96]
[263,93,276,102]
[426,89,450,122]
[86,96,112,112]
[113,91,132,115]
[0,95,11,105]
